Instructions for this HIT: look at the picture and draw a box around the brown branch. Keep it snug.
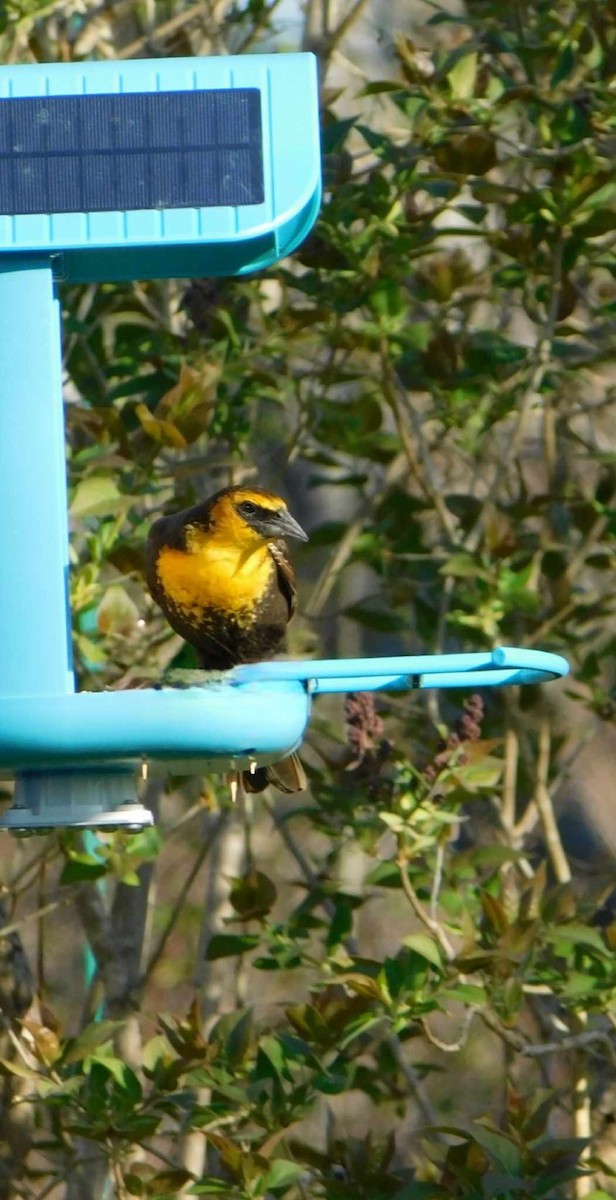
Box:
[0,896,74,940]
[117,2,209,58]
[380,345,457,543]
[386,1036,443,1130]
[142,810,228,991]
[328,0,371,54]
[267,803,445,1131]
[501,725,518,834]
[302,452,407,620]
[236,0,286,53]
[397,856,455,962]
[464,237,564,554]
[573,1012,593,1200]
[421,1007,477,1054]
[479,1008,613,1064]
[526,599,578,647]
[534,718,571,885]
[527,1027,613,1060]
[562,488,616,589]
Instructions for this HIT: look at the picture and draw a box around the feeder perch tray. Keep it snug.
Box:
[0,648,568,832]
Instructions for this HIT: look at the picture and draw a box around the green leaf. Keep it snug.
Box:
[59,857,107,885]
[141,1035,173,1073]
[61,1020,125,1064]
[360,81,404,96]
[206,934,260,960]
[392,1186,451,1200]
[368,279,407,322]
[307,520,350,547]
[574,212,616,239]
[147,1170,194,1195]
[579,181,616,211]
[364,861,403,888]
[543,925,609,955]
[344,604,407,633]
[220,1008,254,1066]
[97,585,140,636]
[229,870,277,920]
[452,757,504,790]
[70,476,129,519]
[439,553,488,580]
[85,1051,127,1087]
[550,43,575,87]
[326,895,354,949]
[0,1057,41,1081]
[402,934,443,968]
[263,1159,305,1190]
[471,1123,523,1174]
[447,51,478,99]
[439,983,487,1006]
[188,1179,235,1195]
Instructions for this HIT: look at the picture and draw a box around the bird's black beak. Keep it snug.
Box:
[275,510,309,542]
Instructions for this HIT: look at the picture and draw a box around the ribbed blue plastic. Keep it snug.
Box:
[0,55,321,281]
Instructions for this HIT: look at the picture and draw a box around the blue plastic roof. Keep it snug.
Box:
[0,54,321,281]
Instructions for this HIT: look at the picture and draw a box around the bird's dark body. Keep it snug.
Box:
[145,501,294,670]
[145,486,308,792]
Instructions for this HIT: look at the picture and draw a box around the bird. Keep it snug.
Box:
[145,485,309,793]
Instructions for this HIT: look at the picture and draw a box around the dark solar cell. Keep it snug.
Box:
[0,89,263,214]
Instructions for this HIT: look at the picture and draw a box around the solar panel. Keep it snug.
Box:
[0,89,264,214]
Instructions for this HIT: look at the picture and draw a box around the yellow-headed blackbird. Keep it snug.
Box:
[145,485,309,793]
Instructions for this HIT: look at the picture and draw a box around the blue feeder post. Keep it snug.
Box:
[0,56,569,834]
[0,55,321,831]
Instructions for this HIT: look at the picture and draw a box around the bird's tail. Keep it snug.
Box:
[242,751,306,794]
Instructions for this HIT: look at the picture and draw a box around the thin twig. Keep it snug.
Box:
[328,0,371,53]
[303,513,365,620]
[479,1008,613,1062]
[117,2,208,58]
[5,843,60,897]
[526,597,579,648]
[0,895,74,939]
[303,453,407,620]
[501,725,518,834]
[573,1011,593,1200]
[562,486,616,590]
[534,718,571,885]
[527,1025,613,1061]
[236,0,286,52]
[141,811,227,990]
[386,1036,443,1129]
[429,842,445,923]
[464,238,564,553]
[264,799,319,886]
[380,344,457,543]
[397,856,455,962]
[421,1007,477,1054]
[268,801,444,1129]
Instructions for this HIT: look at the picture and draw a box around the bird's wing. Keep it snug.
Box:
[268,541,298,622]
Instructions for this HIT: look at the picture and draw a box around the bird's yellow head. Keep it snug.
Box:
[189,486,308,550]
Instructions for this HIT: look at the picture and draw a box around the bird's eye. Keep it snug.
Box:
[239,501,257,516]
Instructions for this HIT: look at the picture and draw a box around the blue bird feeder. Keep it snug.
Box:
[0,56,568,833]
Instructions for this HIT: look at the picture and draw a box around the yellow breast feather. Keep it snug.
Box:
[155,536,275,626]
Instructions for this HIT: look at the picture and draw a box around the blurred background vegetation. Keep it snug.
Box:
[0,0,616,1197]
